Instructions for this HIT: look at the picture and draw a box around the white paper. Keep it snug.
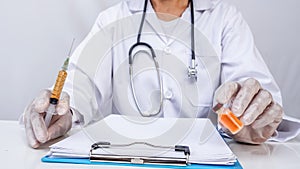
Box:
[48,115,236,165]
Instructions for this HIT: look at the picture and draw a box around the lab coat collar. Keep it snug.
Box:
[126,0,213,45]
[127,0,213,12]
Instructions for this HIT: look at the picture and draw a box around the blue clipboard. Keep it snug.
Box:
[41,156,243,169]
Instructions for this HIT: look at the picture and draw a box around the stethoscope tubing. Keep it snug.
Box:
[128,0,196,117]
[129,47,163,117]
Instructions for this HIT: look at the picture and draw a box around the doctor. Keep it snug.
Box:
[24,0,284,148]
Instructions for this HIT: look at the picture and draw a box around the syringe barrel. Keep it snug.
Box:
[50,70,67,101]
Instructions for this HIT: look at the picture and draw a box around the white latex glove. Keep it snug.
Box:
[215,78,283,144]
[24,89,72,148]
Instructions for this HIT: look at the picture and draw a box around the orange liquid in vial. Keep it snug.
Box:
[219,111,243,134]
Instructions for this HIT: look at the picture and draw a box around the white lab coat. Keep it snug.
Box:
[63,0,300,141]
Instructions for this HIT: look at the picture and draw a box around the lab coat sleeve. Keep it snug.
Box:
[220,5,300,142]
[63,1,131,125]
[270,115,300,142]
[220,6,282,104]
[63,11,114,126]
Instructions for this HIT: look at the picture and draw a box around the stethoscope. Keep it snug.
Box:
[129,0,196,117]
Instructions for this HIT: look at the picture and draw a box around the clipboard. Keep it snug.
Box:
[42,115,243,168]
[42,156,243,169]
[89,141,190,166]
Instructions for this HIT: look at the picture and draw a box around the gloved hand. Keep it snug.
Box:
[215,78,283,144]
[24,89,72,148]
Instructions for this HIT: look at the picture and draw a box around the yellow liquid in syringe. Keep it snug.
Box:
[50,70,67,101]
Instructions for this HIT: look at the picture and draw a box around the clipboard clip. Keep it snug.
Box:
[90,141,190,166]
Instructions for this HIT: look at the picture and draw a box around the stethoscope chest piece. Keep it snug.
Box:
[188,59,198,81]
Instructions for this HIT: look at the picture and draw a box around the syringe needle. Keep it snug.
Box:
[68,38,76,57]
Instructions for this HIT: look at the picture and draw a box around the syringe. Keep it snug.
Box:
[44,39,75,128]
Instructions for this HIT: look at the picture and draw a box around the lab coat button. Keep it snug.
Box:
[164,90,173,99]
[164,47,171,55]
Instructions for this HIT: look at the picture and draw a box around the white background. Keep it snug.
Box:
[0,0,299,120]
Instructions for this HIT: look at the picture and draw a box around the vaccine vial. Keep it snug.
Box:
[213,103,244,134]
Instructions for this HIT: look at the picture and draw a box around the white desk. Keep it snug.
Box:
[1,120,300,169]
